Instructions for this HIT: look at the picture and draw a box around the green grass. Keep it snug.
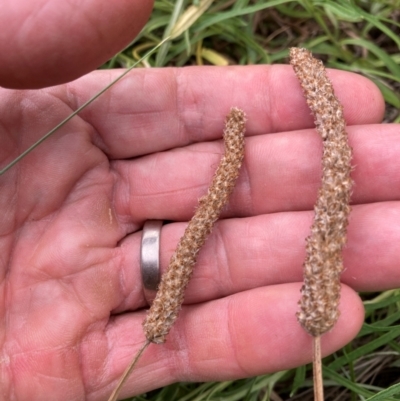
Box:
[119,291,400,401]
[106,0,400,123]
[102,1,400,400]
[122,291,400,401]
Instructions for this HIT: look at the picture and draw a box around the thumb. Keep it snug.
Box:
[0,0,154,89]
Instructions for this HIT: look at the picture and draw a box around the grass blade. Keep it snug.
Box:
[365,383,400,401]
[0,37,170,176]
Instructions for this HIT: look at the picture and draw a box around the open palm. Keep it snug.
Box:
[0,65,395,401]
[1,1,399,401]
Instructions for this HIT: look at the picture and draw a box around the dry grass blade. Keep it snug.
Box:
[170,0,214,39]
[0,38,171,176]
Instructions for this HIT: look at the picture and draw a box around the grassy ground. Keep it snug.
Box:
[106,1,400,400]
[107,0,400,123]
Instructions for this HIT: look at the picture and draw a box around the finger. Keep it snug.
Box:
[0,0,153,88]
[114,201,400,314]
[100,284,363,399]
[68,65,384,158]
[113,123,399,222]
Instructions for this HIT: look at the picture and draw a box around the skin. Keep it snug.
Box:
[0,1,397,400]
[0,0,153,89]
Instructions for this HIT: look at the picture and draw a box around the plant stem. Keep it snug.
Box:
[107,340,150,401]
[313,336,324,401]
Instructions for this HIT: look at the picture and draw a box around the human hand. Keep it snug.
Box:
[0,63,394,400]
[0,0,153,89]
[0,1,396,399]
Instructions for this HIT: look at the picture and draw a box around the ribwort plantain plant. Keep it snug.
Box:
[107,107,246,401]
[290,48,353,401]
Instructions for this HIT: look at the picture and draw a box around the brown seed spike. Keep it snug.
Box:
[143,107,246,344]
[107,108,246,401]
[290,48,353,337]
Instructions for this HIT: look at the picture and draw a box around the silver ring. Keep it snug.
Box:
[140,220,163,304]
